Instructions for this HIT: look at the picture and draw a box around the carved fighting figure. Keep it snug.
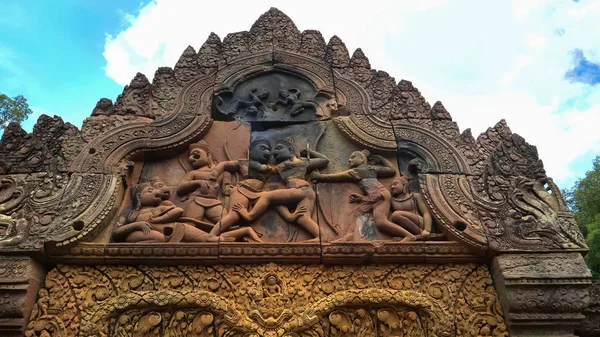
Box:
[210,138,273,238]
[112,181,261,243]
[232,138,329,241]
[312,150,419,242]
[271,88,318,116]
[216,88,270,118]
[389,176,431,239]
[176,141,240,225]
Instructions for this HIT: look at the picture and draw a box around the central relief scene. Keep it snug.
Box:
[110,70,434,244]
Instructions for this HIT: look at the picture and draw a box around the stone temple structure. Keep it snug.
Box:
[0,8,594,337]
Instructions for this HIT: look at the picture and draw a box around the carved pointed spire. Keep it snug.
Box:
[391,80,431,120]
[250,7,300,52]
[326,35,350,69]
[300,30,327,60]
[152,67,180,116]
[222,31,250,62]
[431,101,452,120]
[174,46,201,82]
[197,32,223,69]
[348,48,373,85]
[114,72,152,117]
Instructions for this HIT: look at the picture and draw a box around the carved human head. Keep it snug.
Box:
[132,182,161,210]
[273,137,295,163]
[349,150,369,168]
[249,137,272,164]
[188,141,212,169]
[390,176,411,196]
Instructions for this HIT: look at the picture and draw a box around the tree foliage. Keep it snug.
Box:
[565,155,600,278]
[0,93,33,130]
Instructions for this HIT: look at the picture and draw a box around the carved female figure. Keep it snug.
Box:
[311,150,418,242]
[389,176,431,239]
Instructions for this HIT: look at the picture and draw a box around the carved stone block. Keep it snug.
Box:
[492,253,592,336]
[0,256,44,337]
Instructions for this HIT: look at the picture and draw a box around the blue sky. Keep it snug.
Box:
[0,0,146,129]
[1,0,600,190]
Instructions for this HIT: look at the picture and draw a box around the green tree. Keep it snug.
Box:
[565,155,600,278]
[0,93,33,130]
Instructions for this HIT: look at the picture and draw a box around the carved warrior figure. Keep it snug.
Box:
[232,137,329,241]
[312,150,421,242]
[176,141,239,225]
[271,88,320,117]
[112,181,261,243]
[210,138,273,237]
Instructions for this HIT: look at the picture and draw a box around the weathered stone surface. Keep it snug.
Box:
[492,253,592,337]
[0,256,44,337]
[577,279,600,337]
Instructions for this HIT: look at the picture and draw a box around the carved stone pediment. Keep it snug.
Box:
[0,7,592,337]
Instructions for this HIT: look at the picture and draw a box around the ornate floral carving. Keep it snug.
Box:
[26,263,506,336]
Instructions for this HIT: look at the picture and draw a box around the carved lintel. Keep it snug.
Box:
[0,256,44,337]
[491,253,592,337]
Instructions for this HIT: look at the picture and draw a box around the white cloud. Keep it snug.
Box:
[103,0,600,188]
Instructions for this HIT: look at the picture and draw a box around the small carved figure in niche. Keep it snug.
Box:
[389,176,431,239]
[216,89,269,118]
[271,88,318,116]
[210,138,273,237]
[262,274,282,297]
[176,141,240,225]
[232,138,329,241]
[312,150,418,242]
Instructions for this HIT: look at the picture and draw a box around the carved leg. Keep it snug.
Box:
[373,206,416,241]
[390,211,423,235]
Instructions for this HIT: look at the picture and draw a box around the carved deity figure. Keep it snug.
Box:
[272,88,318,116]
[112,182,210,242]
[312,150,418,242]
[176,141,239,225]
[389,176,432,239]
[210,138,273,237]
[232,138,329,241]
[112,181,261,243]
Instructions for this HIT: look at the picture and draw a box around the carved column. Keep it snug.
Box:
[0,256,45,337]
[491,253,592,337]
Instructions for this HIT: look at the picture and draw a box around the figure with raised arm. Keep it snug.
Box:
[176,140,242,225]
[311,150,418,242]
[232,137,329,241]
[209,137,275,238]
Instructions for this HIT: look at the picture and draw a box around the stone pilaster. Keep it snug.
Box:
[0,256,45,337]
[492,253,592,337]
